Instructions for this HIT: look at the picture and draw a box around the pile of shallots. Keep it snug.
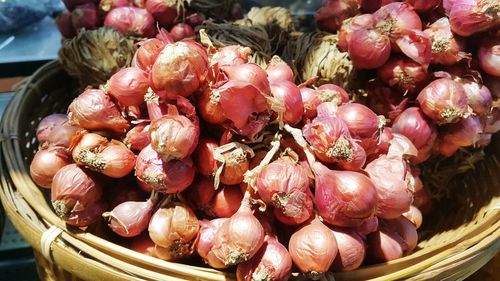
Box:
[31,1,499,280]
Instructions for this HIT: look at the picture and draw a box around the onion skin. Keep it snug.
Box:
[72,3,101,30]
[36,114,69,144]
[313,163,378,227]
[107,67,149,106]
[338,14,375,51]
[107,185,147,209]
[99,0,130,12]
[348,29,391,69]
[123,123,150,151]
[197,218,228,267]
[148,203,199,261]
[198,86,227,125]
[51,164,106,226]
[377,56,428,95]
[151,41,209,99]
[222,63,271,95]
[210,46,252,69]
[56,11,76,38]
[300,87,320,119]
[403,0,440,13]
[317,84,350,106]
[104,7,157,37]
[209,185,243,218]
[270,81,304,125]
[130,234,157,257]
[133,38,166,72]
[330,227,366,272]
[439,115,483,148]
[30,146,72,188]
[461,80,493,115]
[289,217,338,277]
[449,0,500,37]
[478,36,500,77]
[402,205,423,229]
[237,236,292,281]
[266,56,294,83]
[424,17,470,65]
[170,23,195,41]
[193,138,219,177]
[145,0,177,27]
[315,0,360,32]
[96,143,136,178]
[336,103,381,140]
[68,88,130,133]
[417,78,470,124]
[103,199,153,237]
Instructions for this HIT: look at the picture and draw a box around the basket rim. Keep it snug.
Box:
[1,60,499,281]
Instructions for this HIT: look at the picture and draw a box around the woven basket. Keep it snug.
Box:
[0,61,498,281]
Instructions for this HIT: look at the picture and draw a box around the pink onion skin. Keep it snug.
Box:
[424,17,470,66]
[210,46,252,69]
[336,103,380,140]
[313,163,378,227]
[144,0,177,27]
[439,115,483,148]
[151,41,209,99]
[336,141,367,171]
[135,145,195,194]
[123,123,150,151]
[104,199,153,237]
[483,108,500,134]
[98,143,137,178]
[132,38,166,72]
[30,146,72,188]
[315,0,360,32]
[392,107,437,158]
[393,29,432,66]
[104,7,157,37]
[68,88,130,133]
[365,155,414,219]
[478,37,500,77]
[72,3,100,30]
[289,217,338,276]
[338,14,375,51]
[266,57,294,83]
[317,84,350,105]
[368,216,418,262]
[237,236,292,281]
[330,227,366,272]
[402,205,423,229]
[356,216,379,236]
[270,81,304,125]
[107,67,149,106]
[373,2,422,33]
[196,218,228,263]
[403,0,440,13]
[300,87,320,119]
[377,56,429,95]
[449,0,500,37]
[222,63,271,95]
[56,11,76,38]
[36,114,69,144]
[209,200,265,267]
[170,23,195,41]
[209,185,244,218]
[348,29,391,69]
[51,164,106,226]
[417,78,470,124]
[461,80,493,116]
[193,138,219,177]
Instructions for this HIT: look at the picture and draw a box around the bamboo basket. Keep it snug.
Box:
[0,61,498,281]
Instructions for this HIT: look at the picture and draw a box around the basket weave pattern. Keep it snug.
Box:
[0,61,498,281]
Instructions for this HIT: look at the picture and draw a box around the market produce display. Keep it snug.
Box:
[29,0,499,280]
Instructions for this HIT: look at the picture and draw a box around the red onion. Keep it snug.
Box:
[270,81,304,125]
[288,217,338,278]
[197,218,228,265]
[348,29,391,69]
[433,137,460,157]
[237,236,292,281]
[366,84,409,121]
[313,163,378,227]
[368,216,418,262]
[337,141,367,171]
[69,88,130,133]
[483,108,500,134]
[365,155,414,219]
[424,17,470,65]
[47,124,83,149]
[255,158,312,225]
[417,78,470,124]
[214,142,253,186]
[51,164,106,226]
[266,56,294,83]
[461,80,493,115]
[170,23,195,41]
[148,203,199,260]
[387,133,418,159]
[393,29,432,65]
[186,177,217,214]
[315,0,360,32]
[36,114,68,144]
[135,145,195,193]
[402,205,423,229]
[186,12,205,27]
[300,87,320,119]
[403,0,440,13]
[107,67,149,106]
[30,146,72,188]
[104,7,157,37]
[392,107,437,155]
[99,0,130,12]
[131,234,157,257]
[193,138,219,177]
[151,41,209,99]
[145,0,177,27]
[338,14,375,51]
[449,0,500,37]
[63,0,98,11]
[273,193,314,225]
[149,106,199,161]
[440,115,483,148]
[330,227,366,272]
[477,133,493,147]
[198,85,228,125]
[374,2,423,33]
[356,216,379,236]
[72,133,108,160]
[478,36,500,77]
[123,123,150,151]
[210,46,252,69]
[133,38,166,72]
[336,103,384,141]
[210,185,243,218]
[56,11,76,38]
[222,63,271,95]
[208,196,265,266]
[317,84,350,105]
[103,198,154,237]
[377,56,428,95]
[72,3,100,30]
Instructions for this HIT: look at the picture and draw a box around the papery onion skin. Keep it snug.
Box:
[336,103,381,140]
[210,46,252,69]
[51,164,106,226]
[373,2,423,34]
[209,185,244,218]
[68,88,130,133]
[266,56,294,83]
[483,108,500,134]
[196,218,228,260]
[417,78,470,124]
[170,23,195,41]
[30,146,72,188]
[402,205,423,229]
[96,143,136,178]
[315,0,360,32]
[424,17,470,65]
[478,36,500,77]
[104,7,157,37]
[99,0,130,12]
[186,176,217,214]
[377,56,428,95]
[103,199,153,237]
[222,63,271,95]
[237,236,292,281]
[439,115,483,148]
[144,0,177,27]
[123,123,150,151]
[461,80,493,115]
[107,67,149,106]
[132,38,166,72]
[368,216,418,262]
[36,114,69,144]
[313,163,378,227]
[330,227,366,272]
[317,84,350,106]
[193,138,219,177]
[289,217,338,277]
[300,87,320,119]
[449,0,500,37]
[348,29,391,69]
[72,132,108,163]
[338,14,375,51]
[392,107,438,157]
[151,41,209,99]
[270,81,304,125]
[148,203,199,260]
